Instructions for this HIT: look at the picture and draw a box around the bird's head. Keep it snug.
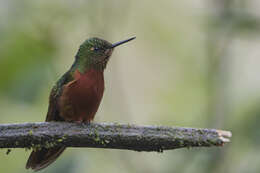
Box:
[75,37,135,71]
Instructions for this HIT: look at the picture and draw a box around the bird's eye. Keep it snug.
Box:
[90,47,99,51]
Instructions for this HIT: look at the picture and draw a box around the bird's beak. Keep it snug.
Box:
[111,37,136,48]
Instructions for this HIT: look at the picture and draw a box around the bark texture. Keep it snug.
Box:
[0,122,232,152]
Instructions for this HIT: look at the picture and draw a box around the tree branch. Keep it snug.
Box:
[0,122,231,152]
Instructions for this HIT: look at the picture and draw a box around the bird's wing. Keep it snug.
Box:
[45,71,74,122]
[26,71,75,171]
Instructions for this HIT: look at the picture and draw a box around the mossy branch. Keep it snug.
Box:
[0,122,231,152]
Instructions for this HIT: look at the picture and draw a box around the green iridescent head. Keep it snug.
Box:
[75,37,136,71]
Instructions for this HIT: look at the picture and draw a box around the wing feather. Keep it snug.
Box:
[46,71,74,121]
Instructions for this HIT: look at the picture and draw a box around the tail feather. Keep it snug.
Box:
[26,147,66,171]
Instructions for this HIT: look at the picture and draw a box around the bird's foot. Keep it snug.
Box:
[85,121,91,125]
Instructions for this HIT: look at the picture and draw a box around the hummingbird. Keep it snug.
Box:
[26,36,136,171]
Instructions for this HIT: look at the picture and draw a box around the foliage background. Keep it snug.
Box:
[1,1,260,173]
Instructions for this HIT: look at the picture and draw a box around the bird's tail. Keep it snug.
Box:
[26,146,66,171]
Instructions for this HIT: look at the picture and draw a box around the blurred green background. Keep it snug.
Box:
[1,0,260,173]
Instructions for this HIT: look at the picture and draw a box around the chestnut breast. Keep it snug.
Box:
[59,69,104,122]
